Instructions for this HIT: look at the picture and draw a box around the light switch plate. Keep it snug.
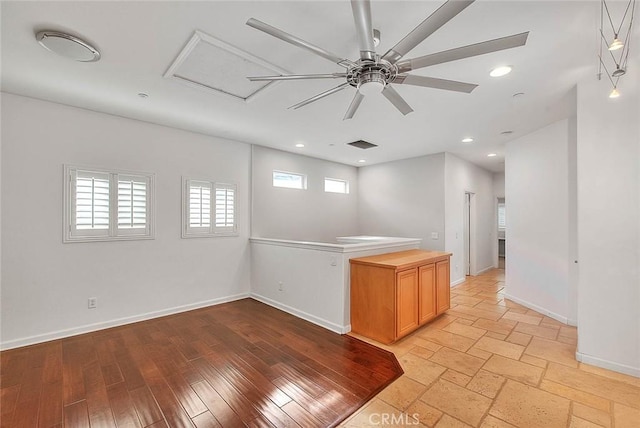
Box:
[431,232,439,240]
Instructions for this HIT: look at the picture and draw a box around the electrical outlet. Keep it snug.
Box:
[88,297,97,309]
[431,232,439,240]
[278,282,284,292]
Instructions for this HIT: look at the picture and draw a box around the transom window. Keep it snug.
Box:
[273,170,307,190]
[324,177,349,194]
[64,166,154,242]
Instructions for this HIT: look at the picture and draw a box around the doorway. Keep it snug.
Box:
[497,198,506,269]
[463,192,473,276]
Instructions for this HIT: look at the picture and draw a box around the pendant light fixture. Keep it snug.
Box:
[597,0,636,98]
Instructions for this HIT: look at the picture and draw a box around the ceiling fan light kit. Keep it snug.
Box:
[598,0,636,98]
[247,0,529,120]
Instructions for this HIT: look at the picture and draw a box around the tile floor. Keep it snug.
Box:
[340,269,640,428]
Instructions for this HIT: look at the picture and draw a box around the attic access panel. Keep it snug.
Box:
[165,30,290,102]
[348,140,378,149]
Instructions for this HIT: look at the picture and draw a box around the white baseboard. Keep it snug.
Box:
[575,351,640,378]
[250,293,349,334]
[451,277,466,287]
[0,293,250,350]
[475,265,495,275]
[503,293,569,324]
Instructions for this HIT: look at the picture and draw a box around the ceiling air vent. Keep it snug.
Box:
[348,140,378,149]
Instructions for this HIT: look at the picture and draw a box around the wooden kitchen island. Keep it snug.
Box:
[350,249,452,344]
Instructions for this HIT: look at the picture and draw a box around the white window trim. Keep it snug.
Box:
[63,165,155,243]
[324,177,350,194]
[272,170,307,190]
[182,177,238,238]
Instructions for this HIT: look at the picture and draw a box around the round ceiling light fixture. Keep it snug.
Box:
[357,71,386,96]
[295,143,305,148]
[36,31,101,62]
[490,66,512,77]
[461,137,474,143]
[487,153,498,157]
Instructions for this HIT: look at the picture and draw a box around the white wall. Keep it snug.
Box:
[444,153,495,284]
[250,238,420,334]
[1,93,251,348]
[576,64,639,376]
[251,146,359,242]
[505,119,573,323]
[358,153,446,250]
[493,172,505,198]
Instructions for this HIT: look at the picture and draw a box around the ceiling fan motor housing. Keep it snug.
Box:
[348,58,398,94]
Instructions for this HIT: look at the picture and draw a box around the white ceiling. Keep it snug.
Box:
[1,1,600,172]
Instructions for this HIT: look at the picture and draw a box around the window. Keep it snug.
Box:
[183,178,237,238]
[498,202,506,229]
[324,177,349,194]
[273,170,307,189]
[64,165,154,242]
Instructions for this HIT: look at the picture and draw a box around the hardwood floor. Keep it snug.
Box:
[342,269,640,428]
[0,299,402,427]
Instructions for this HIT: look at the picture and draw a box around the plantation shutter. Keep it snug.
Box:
[214,183,236,232]
[65,165,154,242]
[117,174,148,232]
[498,203,506,228]
[72,170,110,237]
[187,180,212,232]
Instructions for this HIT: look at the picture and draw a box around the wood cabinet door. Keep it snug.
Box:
[436,259,451,314]
[396,269,419,338]
[418,264,436,324]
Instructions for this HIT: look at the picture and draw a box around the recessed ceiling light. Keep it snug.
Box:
[357,159,367,163]
[487,153,498,157]
[138,93,149,98]
[490,66,512,77]
[500,130,513,135]
[295,143,305,148]
[36,30,100,62]
[461,137,474,143]
[512,92,525,98]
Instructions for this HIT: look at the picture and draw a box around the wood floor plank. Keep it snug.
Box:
[63,400,90,428]
[191,411,222,428]
[83,360,117,427]
[37,380,63,428]
[190,381,243,428]
[0,299,401,428]
[145,375,195,428]
[129,385,164,427]
[106,381,142,428]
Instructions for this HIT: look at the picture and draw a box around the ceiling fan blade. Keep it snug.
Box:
[247,18,353,67]
[248,73,347,81]
[343,91,365,120]
[289,83,351,110]
[396,32,529,73]
[382,0,474,64]
[382,85,414,115]
[395,74,477,93]
[350,0,376,61]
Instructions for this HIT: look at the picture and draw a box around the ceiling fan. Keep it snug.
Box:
[246,0,529,120]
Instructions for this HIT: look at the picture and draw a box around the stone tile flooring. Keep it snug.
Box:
[340,269,640,427]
